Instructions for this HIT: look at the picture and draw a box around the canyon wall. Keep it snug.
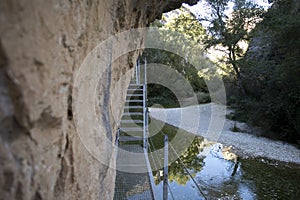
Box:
[242,0,300,141]
[0,0,197,199]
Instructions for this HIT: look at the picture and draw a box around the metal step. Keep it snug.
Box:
[120,127,143,132]
[128,87,143,91]
[127,88,143,91]
[118,136,143,142]
[129,84,143,87]
[127,94,143,97]
[121,120,144,124]
[123,112,143,116]
[126,100,143,103]
[124,106,143,109]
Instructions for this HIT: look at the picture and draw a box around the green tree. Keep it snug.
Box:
[168,137,205,185]
[200,0,265,95]
[164,6,207,44]
[241,0,300,143]
[145,7,208,83]
[143,8,211,106]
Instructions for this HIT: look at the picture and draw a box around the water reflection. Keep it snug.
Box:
[149,119,300,200]
[152,136,256,199]
[153,134,300,200]
[195,152,256,199]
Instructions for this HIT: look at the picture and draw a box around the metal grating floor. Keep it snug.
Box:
[114,145,154,200]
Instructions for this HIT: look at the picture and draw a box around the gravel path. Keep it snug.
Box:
[149,103,300,164]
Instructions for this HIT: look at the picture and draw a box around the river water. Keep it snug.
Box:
[148,120,300,200]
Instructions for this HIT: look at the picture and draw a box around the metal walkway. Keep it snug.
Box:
[114,145,155,200]
[114,59,156,200]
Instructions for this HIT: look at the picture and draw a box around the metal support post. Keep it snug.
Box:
[136,59,140,84]
[163,135,168,200]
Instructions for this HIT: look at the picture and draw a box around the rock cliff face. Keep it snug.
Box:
[0,0,197,199]
[242,0,300,141]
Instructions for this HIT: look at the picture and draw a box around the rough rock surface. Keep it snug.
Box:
[0,0,197,199]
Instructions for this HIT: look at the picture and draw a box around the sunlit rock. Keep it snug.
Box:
[0,0,198,199]
[210,143,238,162]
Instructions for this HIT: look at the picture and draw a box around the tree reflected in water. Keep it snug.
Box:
[153,137,213,185]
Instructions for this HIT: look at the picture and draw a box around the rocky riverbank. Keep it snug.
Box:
[149,103,300,164]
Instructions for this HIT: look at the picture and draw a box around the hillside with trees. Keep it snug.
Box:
[143,0,300,144]
[143,8,212,107]
[240,0,300,143]
[200,0,300,144]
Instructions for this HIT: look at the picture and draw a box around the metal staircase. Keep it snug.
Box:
[117,59,148,148]
[114,59,156,200]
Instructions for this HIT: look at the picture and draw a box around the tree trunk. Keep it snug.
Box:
[236,71,247,97]
[230,47,247,97]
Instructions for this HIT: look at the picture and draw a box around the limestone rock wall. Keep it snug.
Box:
[0,0,197,199]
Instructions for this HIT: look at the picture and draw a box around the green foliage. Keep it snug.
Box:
[147,83,180,108]
[196,91,211,103]
[239,0,300,143]
[148,118,206,185]
[201,0,265,95]
[143,8,211,107]
[164,7,206,44]
[168,137,205,185]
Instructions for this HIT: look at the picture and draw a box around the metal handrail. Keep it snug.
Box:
[135,58,148,149]
[163,135,169,200]
[143,84,147,148]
